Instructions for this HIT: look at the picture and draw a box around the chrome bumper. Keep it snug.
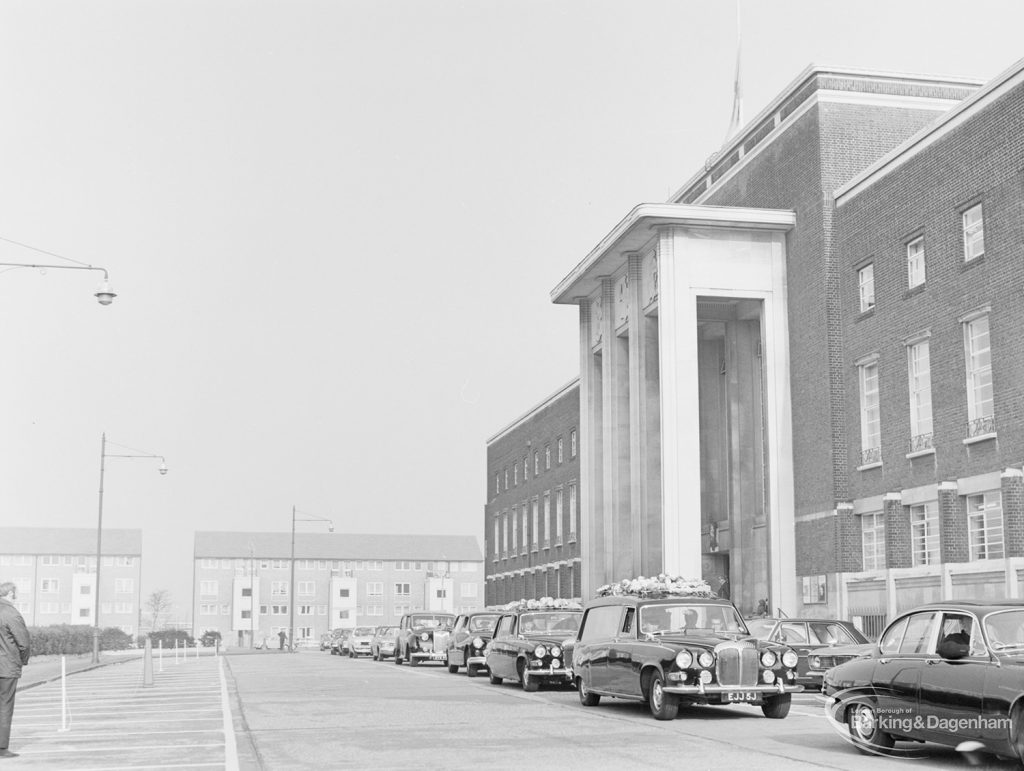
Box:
[664,682,804,696]
[467,655,488,666]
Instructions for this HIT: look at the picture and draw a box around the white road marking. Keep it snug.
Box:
[219,654,240,771]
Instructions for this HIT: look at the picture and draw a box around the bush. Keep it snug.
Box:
[147,629,195,649]
[200,630,222,647]
[27,625,132,655]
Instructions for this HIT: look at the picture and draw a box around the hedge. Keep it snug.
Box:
[27,625,133,655]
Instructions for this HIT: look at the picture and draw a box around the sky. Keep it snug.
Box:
[1,0,1023,624]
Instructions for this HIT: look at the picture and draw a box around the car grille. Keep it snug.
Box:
[814,654,853,670]
[716,643,758,687]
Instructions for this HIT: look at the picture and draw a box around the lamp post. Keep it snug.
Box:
[0,235,116,304]
[289,506,333,651]
[94,433,167,664]
[249,540,256,649]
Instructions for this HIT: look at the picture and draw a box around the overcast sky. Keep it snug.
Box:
[2,0,1022,622]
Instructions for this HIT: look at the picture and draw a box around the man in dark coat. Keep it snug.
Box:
[0,582,30,759]
[278,630,287,650]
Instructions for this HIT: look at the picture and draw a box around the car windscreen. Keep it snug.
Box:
[985,610,1024,651]
[744,618,776,639]
[410,615,453,629]
[468,615,500,633]
[353,627,375,636]
[518,612,581,634]
[639,604,747,635]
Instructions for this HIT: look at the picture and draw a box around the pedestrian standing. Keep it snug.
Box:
[278,630,287,650]
[0,582,30,759]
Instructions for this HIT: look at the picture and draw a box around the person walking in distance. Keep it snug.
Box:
[0,582,30,759]
[278,630,287,651]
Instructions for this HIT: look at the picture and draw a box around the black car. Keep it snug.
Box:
[574,594,803,720]
[485,602,582,691]
[394,612,455,666]
[823,601,1024,760]
[446,611,501,677]
[746,617,870,688]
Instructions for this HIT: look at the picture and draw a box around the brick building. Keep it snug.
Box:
[485,379,581,604]
[192,531,484,647]
[0,527,143,634]
[546,58,1024,625]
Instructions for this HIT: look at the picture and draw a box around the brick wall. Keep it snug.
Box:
[885,495,911,569]
[939,483,967,563]
[1004,470,1024,558]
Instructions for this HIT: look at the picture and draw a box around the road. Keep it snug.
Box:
[225,651,1020,770]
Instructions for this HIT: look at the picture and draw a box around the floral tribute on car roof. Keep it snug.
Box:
[595,575,714,598]
[493,597,582,612]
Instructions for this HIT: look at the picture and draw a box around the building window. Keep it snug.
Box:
[906,236,925,289]
[495,473,499,495]
[907,340,933,453]
[271,604,288,615]
[534,451,539,475]
[858,264,875,313]
[297,581,315,596]
[544,445,551,470]
[367,605,384,616]
[523,455,528,480]
[394,583,410,596]
[114,579,133,594]
[396,561,410,571]
[369,561,383,571]
[40,579,59,593]
[963,203,985,261]
[492,519,499,557]
[514,463,519,486]
[967,491,1003,560]
[271,581,288,596]
[531,500,539,549]
[511,506,518,553]
[557,438,563,463]
[570,429,577,458]
[460,583,478,598]
[569,484,578,541]
[861,512,885,570]
[200,603,217,615]
[964,315,994,437]
[199,581,217,597]
[367,582,383,596]
[520,505,528,555]
[555,489,564,545]
[298,605,313,615]
[502,512,509,558]
[542,492,551,547]
[858,360,881,466]
[910,502,939,566]
[338,588,350,598]
[504,468,509,490]
[41,555,59,566]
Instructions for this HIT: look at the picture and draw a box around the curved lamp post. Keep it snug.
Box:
[0,234,116,304]
[94,433,167,663]
[289,506,333,650]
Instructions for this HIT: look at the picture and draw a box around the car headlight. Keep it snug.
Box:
[551,658,560,669]
[809,655,821,669]
[760,650,777,667]
[551,645,562,658]
[421,632,429,642]
[781,650,799,668]
[697,651,715,668]
[473,637,484,649]
[675,650,693,668]
[534,644,547,658]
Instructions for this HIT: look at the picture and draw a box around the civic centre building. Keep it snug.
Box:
[487,57,1024,632]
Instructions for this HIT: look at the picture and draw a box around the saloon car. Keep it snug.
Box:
[446,611,501,676]
[823,601,1024,760]
[329,628,351,656]
[371,626,398,661]
[573,595,803,720]
[485,603,582,691]
[394,612,455,666]
[746,617,870,688]
[347,626,376,658]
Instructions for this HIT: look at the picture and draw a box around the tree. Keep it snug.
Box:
[145,589,173,631]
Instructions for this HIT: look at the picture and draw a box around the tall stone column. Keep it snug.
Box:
[1003,468,1024,558]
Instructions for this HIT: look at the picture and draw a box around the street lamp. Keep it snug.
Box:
[0,235,116,304]
[94,433,167,664]
[289,506,333,651]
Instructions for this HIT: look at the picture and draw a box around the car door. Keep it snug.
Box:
[489,615,516,678]
[576,605,622,694]
[449,615,466,664]
[917,611,987,743]
[607,607,641,696]
[872,611,939,739]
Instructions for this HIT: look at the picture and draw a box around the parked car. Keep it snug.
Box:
[319,632,333,652]
[329,628,352,656]
[395,612,455,666]
[805,641,873,685]
[824,601,1024,760]
[746,617,870,688]
[485,601,582,691]
[347,626,376,658]
[574,594,803,720]
[371,626,398,661]
[446,611,501,677]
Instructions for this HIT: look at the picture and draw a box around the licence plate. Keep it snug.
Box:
[725,691,757,702]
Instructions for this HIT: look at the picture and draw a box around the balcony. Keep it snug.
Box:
[858,446,882,470]
[966,415,996,442]
[907,433,935,459]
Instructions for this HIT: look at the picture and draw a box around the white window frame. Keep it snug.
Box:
[555,488,564,545]
[297,581,315,596]
[393,583,410,596]
[858,264,875,313]
[910,502,939,566]
[511,506,518,553]
[861,512,886,570]
[569,484,578,541]
[271,581,288,597]
[967,491,1003,561]
[199,580,218,597]
[114,578,133,594]
[963,203,985,262]
[531,499,539,549]
[570,429,577,458]
[906,236,925,289]
[964,314,994,437]
[907,339,933,453]
[367,582,383,596]
[492,519,499,557]
[40,578,59,593]
[542,492,551,547]
[858,360,881,466]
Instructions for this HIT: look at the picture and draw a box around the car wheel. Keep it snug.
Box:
[761,693,791,719]
[648,672,678,720]
[467,663,478,678]
[578,677,600,707]
[395,649,403,665]
[847,701,895,752]
[518,660,539,692]
[488,671,503,685]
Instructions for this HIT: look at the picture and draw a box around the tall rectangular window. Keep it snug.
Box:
[967,491,1003,560]
[531,499,539,548]
[520,505,528,555]
[557,438,563,463]
[513,463,519,485]
[907,237,925,288]
[492,519,499,557]
[861,512,886,570]
[534,451,540,475]
[523,456,528,480]
[858,361,880,465]
[570,429,577,458]
[502,512,509,557]
[555,489,564,545]
[511,507,518,553]
[393,583,410,596]
[545,445,551,470]
[964,315,994,437]
[271,581,288,596]
[114,578,133,594]
[910,502,939,566]
[297,581,315,595]
[542,492,551,547]
[907,340,933,452]
[367,582,383,596]
[568,484,578,540]
[858,264,875,312]
[963,203,985,261]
